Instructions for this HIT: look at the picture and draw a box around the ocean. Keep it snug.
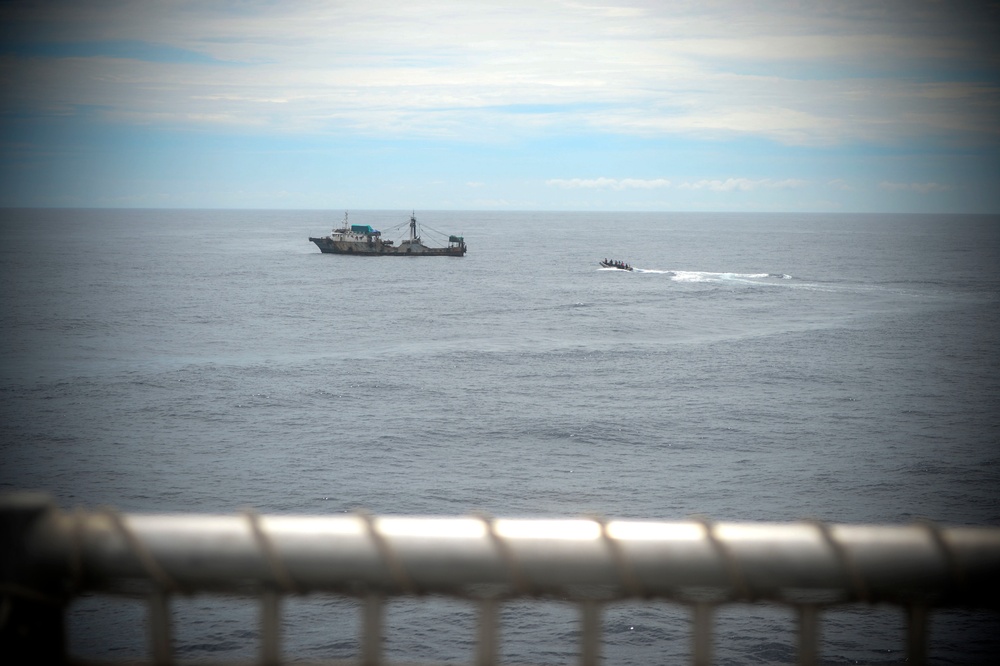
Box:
[1,209,998,663]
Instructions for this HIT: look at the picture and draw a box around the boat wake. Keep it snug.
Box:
[611,268,792,282]
[669,271,792,283]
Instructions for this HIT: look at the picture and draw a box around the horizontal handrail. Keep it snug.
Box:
[5,494,999,606]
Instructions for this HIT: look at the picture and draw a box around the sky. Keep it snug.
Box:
[1,0,999,212]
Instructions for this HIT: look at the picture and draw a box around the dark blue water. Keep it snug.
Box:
[2,209,999,663]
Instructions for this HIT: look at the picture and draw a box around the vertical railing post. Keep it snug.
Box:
[362,594,384,666]
[796,604,820,666]
[0,493,68,664]
[580,600,601,666]
[906,604,928,666]
[476,598,499,666]
[692,602,713,666]
[261,589,281,666]
[148,590,173,665]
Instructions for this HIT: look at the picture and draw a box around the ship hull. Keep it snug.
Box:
[309,237,465,256]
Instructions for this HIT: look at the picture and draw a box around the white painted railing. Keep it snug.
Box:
[2,493,999,665]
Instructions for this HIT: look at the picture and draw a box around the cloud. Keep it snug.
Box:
[1,1,997,212]
[546,177,671,190]
[679,178,807,191]
[2,0,996,148]
[878,181,953,193]
[546,176,811,194]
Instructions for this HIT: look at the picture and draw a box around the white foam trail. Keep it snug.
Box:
[602,267,794,282]
[670,271,792,283]
[671,271,715,282]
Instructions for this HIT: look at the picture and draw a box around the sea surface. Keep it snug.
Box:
[2,209,999,664]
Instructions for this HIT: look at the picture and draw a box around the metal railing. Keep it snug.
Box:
[2,493,999,665]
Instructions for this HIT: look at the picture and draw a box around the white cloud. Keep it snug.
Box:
[546,176,810,194]
[679,178,807,191]
[878,181,953,193]
[546,177,671,190]
[3,0,996,148]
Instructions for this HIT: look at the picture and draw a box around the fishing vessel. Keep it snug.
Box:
[309,212,467,256]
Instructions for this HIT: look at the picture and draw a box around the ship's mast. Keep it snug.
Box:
[410,211,418,241]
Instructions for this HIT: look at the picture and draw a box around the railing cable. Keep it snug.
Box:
[245,509,300,594]
[478,513,533,596]
[593,515,645,598]
[695,516,751,600]
[102,507,178,593]
[811,519,869,602]
[357,510,417,595]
